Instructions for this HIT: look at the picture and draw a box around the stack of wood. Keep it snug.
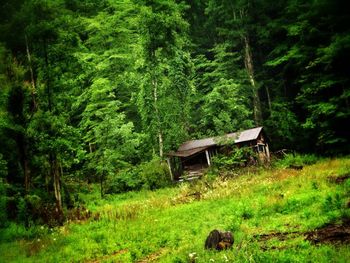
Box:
[178,170,203,182]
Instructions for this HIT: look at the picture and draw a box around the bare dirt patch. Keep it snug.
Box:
[254,231,300,242]
[328,173,350,184]
[137,248,167,263]
[254,218,350,247]
[84,249,128,263]
[305,219,350,245]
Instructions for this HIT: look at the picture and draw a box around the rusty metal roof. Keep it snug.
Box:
[170,127,263,157]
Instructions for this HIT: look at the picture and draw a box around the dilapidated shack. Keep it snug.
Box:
[167,127,269,181]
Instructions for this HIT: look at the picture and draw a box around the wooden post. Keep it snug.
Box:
[265,143,270,162]
[166,158,174,181]
[205,150,211,166]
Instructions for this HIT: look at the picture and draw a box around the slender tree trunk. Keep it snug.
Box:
[19,136,31,193]
[152,76,164,157]
[44,41,63,219]
[158,131,164,157]
[23,34,38,193]
[44,39,52,112]
[265,85,272,114]
[53,159,62,211]
[243,35,262,125]
[50,154,63,221]
[25,34,37,112]
[24,153,30,193]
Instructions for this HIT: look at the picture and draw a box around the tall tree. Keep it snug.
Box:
[205,0,263,125]
[136,0,193,156]
[264,0,350,153]
[73,0,143,196]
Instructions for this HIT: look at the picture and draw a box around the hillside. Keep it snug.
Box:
[1,157,349,262]
[1,0,350,226]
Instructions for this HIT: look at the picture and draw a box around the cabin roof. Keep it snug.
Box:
[168,127,263,157]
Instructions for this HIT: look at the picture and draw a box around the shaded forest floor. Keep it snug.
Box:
[1,158,350,262]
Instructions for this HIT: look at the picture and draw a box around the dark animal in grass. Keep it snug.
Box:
[204,230,234,250]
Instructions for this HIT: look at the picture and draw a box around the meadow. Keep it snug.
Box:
[0,157,349,262]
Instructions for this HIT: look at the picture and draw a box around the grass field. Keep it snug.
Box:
[1,157,349,262]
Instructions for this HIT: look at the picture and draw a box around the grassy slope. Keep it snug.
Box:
[0,158,349,262]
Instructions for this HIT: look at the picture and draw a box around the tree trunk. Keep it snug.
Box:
[25,34,37,113]
[243,35,262,125]
[24,154,30,193]
[17,132,31,193]
[158,131,164,157]
[53,160,62,211]
[21,140,30,193]
[152,77,164,158]
[23,34,38,193]
[43,39,52,112]
[265,85,272,114]
[50,154,63,222]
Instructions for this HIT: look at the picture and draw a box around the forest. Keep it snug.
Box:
[0,0,349,262]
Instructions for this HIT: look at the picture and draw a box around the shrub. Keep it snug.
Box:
[0,222,49,242]
[274,153,319,168]
[212,147,255,169]
[105,158,172,193]
[139,158,171,190]
[105,168,143,194]
[13,194,46,226]
[17,197,27,224]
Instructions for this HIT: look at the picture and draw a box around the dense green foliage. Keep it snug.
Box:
[211,147,256,169]
[0,0,349,244]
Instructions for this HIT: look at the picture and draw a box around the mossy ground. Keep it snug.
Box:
[1,157,349,262]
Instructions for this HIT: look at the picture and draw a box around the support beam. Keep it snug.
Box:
[205,150,211,166]
[166,158,174,181]
[265,143,270,162]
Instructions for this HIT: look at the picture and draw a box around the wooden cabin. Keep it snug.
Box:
[166,127,270,181]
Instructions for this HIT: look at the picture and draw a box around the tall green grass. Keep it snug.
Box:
[1,157,349,262]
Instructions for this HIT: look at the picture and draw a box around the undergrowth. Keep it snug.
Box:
[0,156,349,262]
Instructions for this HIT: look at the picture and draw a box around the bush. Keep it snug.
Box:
[105,158,172,193]
[212,147,255,169]
[0,222,49,242]
[17,197,27,224]
[139,158,171,190]
[105,168,143,194]
[274,153,319,168]
[14,194,45,226]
